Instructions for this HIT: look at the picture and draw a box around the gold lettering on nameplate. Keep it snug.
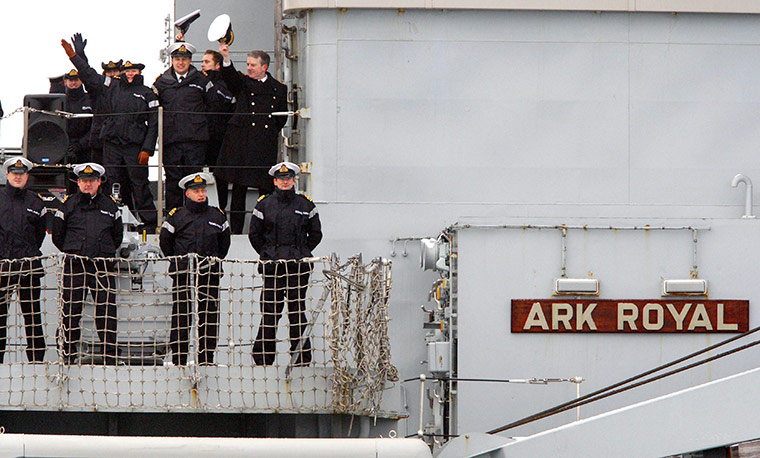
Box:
[523,302,549,330]
[617,303,638,331]
[552,303,573,330]
[717,303,738,331]
[665,303,691,330]
[511,299,747,333]
[576,303,597,331]
[642,303,664,331]
[688,304,712,331]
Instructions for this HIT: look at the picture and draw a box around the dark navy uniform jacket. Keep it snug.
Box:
[0,184,46,260]
[203,69,235,143]
[248,188,322,261]
[159,199,231,270]
[52,192,123,258]
[70,55,159,152]
[152,66,214,145]
[64,85,93,158]
[215,66,288,189]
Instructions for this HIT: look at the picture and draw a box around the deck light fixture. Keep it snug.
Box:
[553,278,599,296]
[662,279,707,296]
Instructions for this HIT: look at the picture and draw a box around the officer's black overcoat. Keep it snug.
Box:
[215,66,288,189]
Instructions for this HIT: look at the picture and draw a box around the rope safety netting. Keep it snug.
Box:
[0,253,397,415]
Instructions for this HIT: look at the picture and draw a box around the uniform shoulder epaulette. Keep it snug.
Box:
[152,87,158,96]
[202,70,208,76]
[217,207,226,215]
[257,194,268,202]
[61,195,70,203]
[37,193,44,199]
[109,195,118,203]
[298,192,313,202]
[168,207,178,216]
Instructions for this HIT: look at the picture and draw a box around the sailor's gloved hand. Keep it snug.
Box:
[138,151,150,165]
[61,40,75,58]
[71,33,88,63]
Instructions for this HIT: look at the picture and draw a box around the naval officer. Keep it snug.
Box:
[69,30,122,165]
[63,36,159,234]
[160,172,230,365]
[248,162,322,366]
[0,158,47,363]
[52,163,123,365]
[62,69,94,168]
[215,43,289,234]
[153,42,214,213]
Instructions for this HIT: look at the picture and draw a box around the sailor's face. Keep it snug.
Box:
[104,69,120,78]
[247,57,267,80]
[6,172,28,189]
[201,54,219,72]
[172,56,191,75]
[185,186,207,203]
[77,177,101,196]
[274,176,295,191]
[65,78,82,89]
[124,69,140,83]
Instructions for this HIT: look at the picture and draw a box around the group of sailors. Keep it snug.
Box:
[56,32,287,236]
[0,27,324,365]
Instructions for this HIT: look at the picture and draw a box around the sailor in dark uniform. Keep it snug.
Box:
[152,42,215,213]
[248,162,322,366]
[160,172,230,365]
[0,158,47,363]
[200,49,235,172]
[90,59,123,165]
[63,69,94,165]
[216,45,289,234]
[66,32,122,167]
[62,37,158,233]
[52,163,123,365]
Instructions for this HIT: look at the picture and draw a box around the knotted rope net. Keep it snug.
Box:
[0,252,397,416]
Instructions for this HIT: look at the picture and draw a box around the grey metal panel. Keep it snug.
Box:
[332,37,631,203]
[303,9,760,209]
[628,11,760,43]
[324,10,630,44]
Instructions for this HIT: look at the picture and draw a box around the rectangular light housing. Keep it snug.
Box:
[554,278,599,296]
[662,279,707,296]
[427,342,450,373]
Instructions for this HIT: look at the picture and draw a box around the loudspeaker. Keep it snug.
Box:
[23,94,69,165]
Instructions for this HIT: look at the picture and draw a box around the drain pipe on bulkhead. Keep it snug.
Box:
[731,174,755,219]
